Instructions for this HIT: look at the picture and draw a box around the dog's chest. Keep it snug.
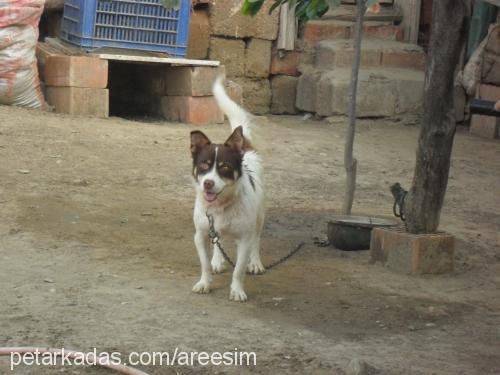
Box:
[212,208,252,237]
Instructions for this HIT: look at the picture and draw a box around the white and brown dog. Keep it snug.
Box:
[190,77,264,302]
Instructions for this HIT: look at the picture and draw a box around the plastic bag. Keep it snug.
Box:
[0,0,46,109]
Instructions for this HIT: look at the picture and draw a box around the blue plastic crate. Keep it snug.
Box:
[60,0,191,57]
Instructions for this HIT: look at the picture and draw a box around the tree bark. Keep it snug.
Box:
[342,0,366,216]
[405,0,471,233]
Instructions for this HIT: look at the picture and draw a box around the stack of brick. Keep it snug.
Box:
[270,50,301,115]
[153,66,227,124]
[207,0,279,115]
[470,25,500,140]
[42,53,109,117]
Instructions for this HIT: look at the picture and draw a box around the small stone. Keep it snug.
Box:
[345,358,378,375]
[44,278,55,283]
[408,325,416,331]
[17,169,30,174]
[141,212,153,216]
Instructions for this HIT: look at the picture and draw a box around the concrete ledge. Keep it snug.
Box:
[370,227,455,274]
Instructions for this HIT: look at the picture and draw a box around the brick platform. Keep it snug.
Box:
[46,87,109,117]
[38,40,223,123]
[45,55,108,88]
[370,227,455,274]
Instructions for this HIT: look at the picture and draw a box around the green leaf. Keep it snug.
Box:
[160,0,180,10]
[241,0,265,16]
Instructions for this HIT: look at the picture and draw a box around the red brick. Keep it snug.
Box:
[470,115,500,139]
[370,228,455,274]
[270,50,301,76]
[334,49,382,67]
[363,24,404,41]
[187,9,210,60]
[477,84,500,101]
[302,21,350,47]
[159,96,224,124]
[36,43,58,82]
[46,87,109,117]
[382,51,426,70]
[163,66,225,96]
[45,55,108,88]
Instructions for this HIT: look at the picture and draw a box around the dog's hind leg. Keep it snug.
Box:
[230,238,252,302]
[211,243,226,273]
[193,230,213,294]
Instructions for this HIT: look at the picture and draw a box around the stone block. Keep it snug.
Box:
[46,87,109,117]
[477,83,500,101]
[270,75,298,114]
[209,0,279,40]
[470,115,499,139]
[296,72,318,112]
[187,9,210,59]
[159,96,224,124]
[209,37,245,78]
[270,49,300,76]
[233,78,271,115]
[245,38,272,78]
[370,227,455,274]
[44,55,108,88]
[382,50,426,71]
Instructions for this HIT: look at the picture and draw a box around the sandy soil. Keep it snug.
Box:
[0,106,499,375]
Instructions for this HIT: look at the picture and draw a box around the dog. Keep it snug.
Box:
[190,77,265,302]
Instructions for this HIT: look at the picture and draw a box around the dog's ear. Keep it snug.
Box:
[190,131,211,155]
[224,126,245,154]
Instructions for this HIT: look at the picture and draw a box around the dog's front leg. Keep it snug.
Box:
[192,230,213,294]
[230,238,252,302]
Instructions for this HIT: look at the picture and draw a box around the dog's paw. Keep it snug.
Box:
[211,259,226,274]
[229,285,248,302]
[247,260,265,275]
[192,279,211,294]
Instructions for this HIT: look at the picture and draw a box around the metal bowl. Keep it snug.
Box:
[327,216,397,251]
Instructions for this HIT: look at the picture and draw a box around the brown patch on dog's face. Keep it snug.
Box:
[190,127,250,182]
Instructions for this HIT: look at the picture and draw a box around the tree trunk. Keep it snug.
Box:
[405,0,471,233]
[342,0,366,216]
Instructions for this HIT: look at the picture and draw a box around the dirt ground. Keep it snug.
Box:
[0,106,499,375]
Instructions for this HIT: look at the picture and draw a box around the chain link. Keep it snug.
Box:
[206,212,305,272]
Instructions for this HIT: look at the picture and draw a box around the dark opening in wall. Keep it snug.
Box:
[108,61,162,118]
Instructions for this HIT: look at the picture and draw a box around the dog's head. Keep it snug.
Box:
[190,126,249,206]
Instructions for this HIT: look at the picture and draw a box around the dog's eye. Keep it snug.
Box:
[220,164,232,173]
[199,162,210,171]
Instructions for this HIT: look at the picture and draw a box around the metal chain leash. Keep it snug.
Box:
[206,212,305,272]
[390,182,409,231]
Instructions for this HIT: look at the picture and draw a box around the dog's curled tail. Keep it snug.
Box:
[213,76,253,141]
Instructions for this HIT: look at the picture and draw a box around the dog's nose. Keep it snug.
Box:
[204,179,214,190]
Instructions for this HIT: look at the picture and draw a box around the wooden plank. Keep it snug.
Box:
[394,0,421,44]
[94,53,220,66]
